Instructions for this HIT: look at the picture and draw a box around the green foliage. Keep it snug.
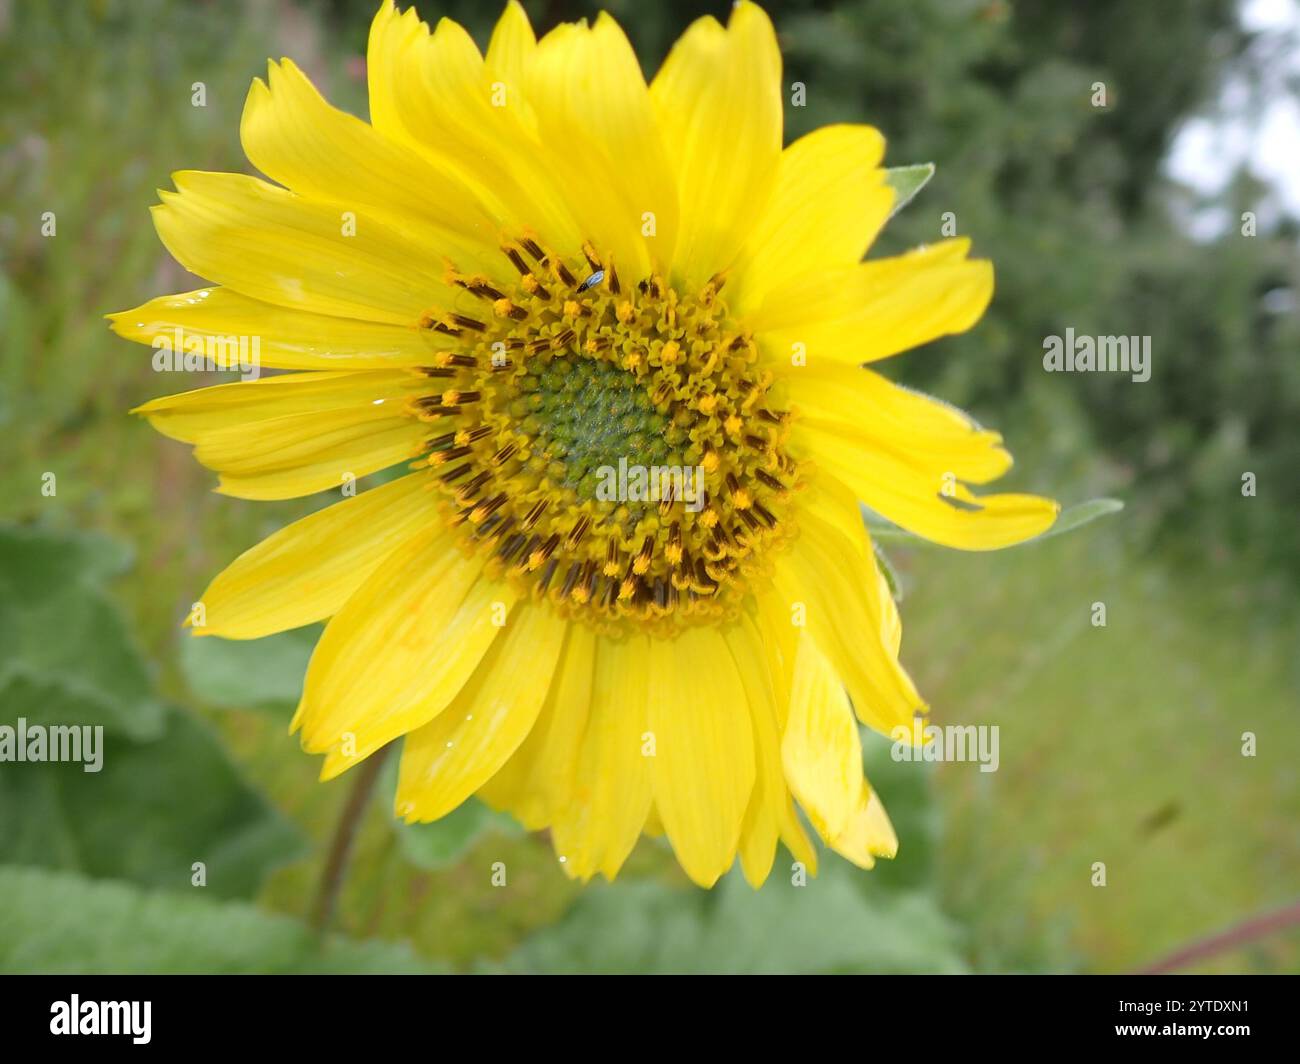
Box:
[883,163,936,218]
[181,627,318,714]
[501,869,966,974]
[0,709,307,899]
[0,865,444,974]
[1036,497,1124,540]
[0,525,305,898]
[0,526,164,739]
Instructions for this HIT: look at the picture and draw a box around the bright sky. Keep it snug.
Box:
[1166,0,1300,233]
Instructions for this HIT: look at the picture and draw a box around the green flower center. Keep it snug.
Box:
[516,357,674,503]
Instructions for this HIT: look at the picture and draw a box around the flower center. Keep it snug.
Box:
[522,356,669,505]
[408,239,800,636]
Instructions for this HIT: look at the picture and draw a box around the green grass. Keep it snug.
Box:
[901,518,1300,972]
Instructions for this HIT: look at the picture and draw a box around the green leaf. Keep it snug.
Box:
[884,163,935,217]
[0,710,307,898]
[0,524,133,594]
[0,865,446,974]
[381,760,521,870]
[180,626,318,713]
[1036,497,1125,540]
[0,524,304,898]
[500,866,966,975]
[0,660,164,742]
[0,531,164,740]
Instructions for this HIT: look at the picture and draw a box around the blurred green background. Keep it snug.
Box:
[1,0,1297,974]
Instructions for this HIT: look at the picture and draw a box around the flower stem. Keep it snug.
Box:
[310,744,391,935]
[1135,897,1300,973]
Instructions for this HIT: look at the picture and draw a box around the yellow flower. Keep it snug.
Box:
[110,1,1058,888]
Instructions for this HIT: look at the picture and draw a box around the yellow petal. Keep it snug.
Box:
[651,1,781,287]
[366,1,581,253]
[779,627,897,870]
[830,787,898,870]
[751,239,993,365]
[730,125,892,316]
[751,596,821,876]
[787,368,1058,549]
[485,0,537,96]
[796,475,907,661]
[395,602,566,820]
[648,625,755,887]
[132,369,426,444]
[800,420,1059,549]
[784,363,1013,485]
[240,58,501,278]
[296,532,517,771]
[200,408,428,501]
[550,633,652,881]
[152,170,453,324]
[724,614,816,887]
[767,512,924,735]
[527,14,679,277]
[134,371,430,500]
[194,472,437,639]
[109,288,453,371]
[782,632,867,843]
[476,621,595,830]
